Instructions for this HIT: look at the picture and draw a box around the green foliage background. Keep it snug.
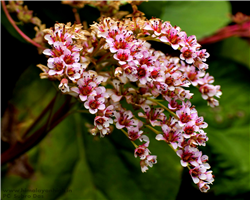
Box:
[1,1,250,200]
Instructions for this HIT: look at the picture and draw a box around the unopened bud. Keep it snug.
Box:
[115,67,123,77]
[59,78,70,93]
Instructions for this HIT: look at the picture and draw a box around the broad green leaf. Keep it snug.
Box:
[2,62,182,200]
[187,58,250,197]
[204,60,249,196]
[1,114,79,200]
[139,1,231,40]
[138,1,168,19]
[214,37,250,70]
[57,114,108,200]
[81,113,182,200]
[10,65,56,119]
[25,114,79,200]
[1,176,29,200]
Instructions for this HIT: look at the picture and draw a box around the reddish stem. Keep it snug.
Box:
[72,8,81,24]
[1,95,73,165]
[22,94,58,138]
[1,1,45,50]
[199,22,250,45]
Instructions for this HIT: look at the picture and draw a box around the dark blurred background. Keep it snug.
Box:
[0,0,250,200]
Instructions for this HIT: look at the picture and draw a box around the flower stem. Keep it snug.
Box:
[148,98,179,119]
[121,129,138,148]
[91,38,105,57]
[72,8,81,24]
[1,95,74,165]
[1,1,45,50]
[22,93,59,138]
[145,125,161,134]
[138,36,159,42]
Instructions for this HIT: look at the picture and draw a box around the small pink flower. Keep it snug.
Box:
[140,160,149,173]
[190,130,208,146]
[127,121,144,141]
[148,66,164,82]
[168,99,182,111]
[199,84,221,100]
[145,155,157,167]
[65,64,82,82]
[95,86,110,99]
[62,49,80,65]
[163,72,180,91]
[207,97,219,107]
[44,25,73,45]
[43,41,67,57]
[47,57,65,76]
[176,108,192,127]
[176,146,202,167]
[182,121,199,139]
[182,65,205,86]
[196,49,210,62]
[138,50,155,66]
[155,124,183,149]
[160,27,184,50]
[198,181,211,193]
[122,63,138,82]
[195,115,208,129]
[198,73,214,85]
[94,116,112,130]
[137,64,150,85]
[134,142,150,160]
[138,105,165,127]
[114,110,138,129]
[94,116,113,136]
[84,96,105,114]
[103,105,115,118]
[127,126,143,141]
[71,78,97,102]
[189,165,208,184]
[58,78,70,93]
[107,34,130,53]
[180,47,197,64]
[139,154,157,173]
[174,87,193,101]
[106,79,123,102]
[184,34,200,49]
[144,19,163,36]
[114,49,133,65]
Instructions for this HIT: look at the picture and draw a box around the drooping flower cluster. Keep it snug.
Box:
[38,14,221,192]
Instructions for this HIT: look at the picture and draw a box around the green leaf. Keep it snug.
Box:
[80,113,182,200]
[57,114,109,200]
[188,58,250,197]
[214,37,250,70]
[138,1,168,19]
[26,114,79,200]
[1,6,27,43]
[2,60,182,199]
[1,176,30,200]
[1,114,80,200]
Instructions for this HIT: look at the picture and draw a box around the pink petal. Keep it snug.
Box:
[98,104,106,110]
[79,95,87,102]
[155,134,164,141]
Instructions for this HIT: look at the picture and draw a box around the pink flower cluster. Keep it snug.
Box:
[38,17,221,192]
[155,101,214,192]
[92,17,221,107]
